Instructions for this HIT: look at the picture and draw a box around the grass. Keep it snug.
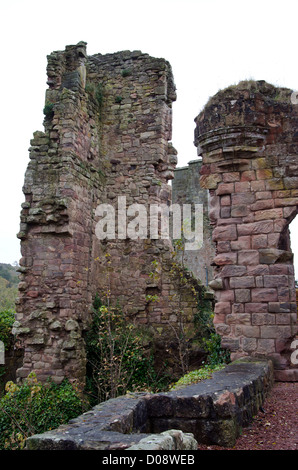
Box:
[170,363,225,391]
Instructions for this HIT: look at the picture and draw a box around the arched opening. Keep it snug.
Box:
[280,207,298,281]
[289,213,298,288]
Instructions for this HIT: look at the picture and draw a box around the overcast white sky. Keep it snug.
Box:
[0,0,298,274]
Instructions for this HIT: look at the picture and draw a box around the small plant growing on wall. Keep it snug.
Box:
[43,101,54,120]
[121,68,132,78]
[85,81,104,118]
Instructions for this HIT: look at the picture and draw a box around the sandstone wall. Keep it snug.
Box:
[14,43,204,385]
[195,80,298,380]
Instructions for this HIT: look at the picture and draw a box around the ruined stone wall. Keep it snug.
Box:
[195,80,298,381]
[14,43,202,385]
[171,160,215,285]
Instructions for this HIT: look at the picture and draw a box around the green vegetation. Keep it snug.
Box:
[43,101,54,119]
[194,292,230,367]
[0,263,18,390]
[0,309,15,351]
[147,243,230,376]
[170,363,225,391]
[0,263,18,311]
[84,295,171,406]
[0,263,18,288]
[0,266,86,450]
[0,255,229,449]
[204,79,291,110]
[121,68,132,77]
[85,81,104,113]
[0,373,85,450]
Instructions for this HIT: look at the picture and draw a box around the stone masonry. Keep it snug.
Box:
[25,358,274,449]
[194,80,298,381]
[14,44,298,386]
[14,42,204,385]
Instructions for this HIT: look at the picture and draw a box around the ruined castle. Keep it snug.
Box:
[13,42,298,385]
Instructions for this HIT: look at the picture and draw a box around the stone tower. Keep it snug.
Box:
[14,42,203,384]
[195,80,298,381]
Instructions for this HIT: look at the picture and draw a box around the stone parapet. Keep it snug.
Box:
[25,358,273,449]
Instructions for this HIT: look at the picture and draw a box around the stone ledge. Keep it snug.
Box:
[26,357,274,450]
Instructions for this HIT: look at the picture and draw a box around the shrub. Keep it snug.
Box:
[201,332,231,366]
[84,297,171,405]
[85,82,104,112]
[43,102,54,119]
[0,373,84,450]
[0,276,18,311]
[0,309,15,350]
[194,290,230,366]
[121,69,132,77]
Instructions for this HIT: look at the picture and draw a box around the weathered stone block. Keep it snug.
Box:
[263,275,288,288]
[200,173,222,189]
[223,172,240,183]
[260,325,291,339]
[259,248,293,264]
[226,313,251,325]
[254,208,283,221]
[215,289,235,302]
[265,178,284,190]
[234,289,251,302]
[221,195,231,206]
[268,302,291,313]
[245,302,268,313]
[251,288,278,302]
[241,170,256,182]
[215,182,234,195]
[237,221,274,236]
[213,252,237,265]
[230,236,251,251]
[235,181,250,192]
[238,250,259,266]
[251,234,268,249]
[174,395,211,419]
[214,302,231,315]
[257,339,275,353]
[220,337,239,351]
[212,224,237,242]
[284,176,298,189]
[147,395,174,418]
[275,313,292,325]
[221,265,247,277]
[231,205,248,217]
[232,192,255,205]
[251,199,274,211]
[232,303,245,313]
[242,337,257,352]
[230,276,255,289]
[217,241,231,253]
[246,264,269,276]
